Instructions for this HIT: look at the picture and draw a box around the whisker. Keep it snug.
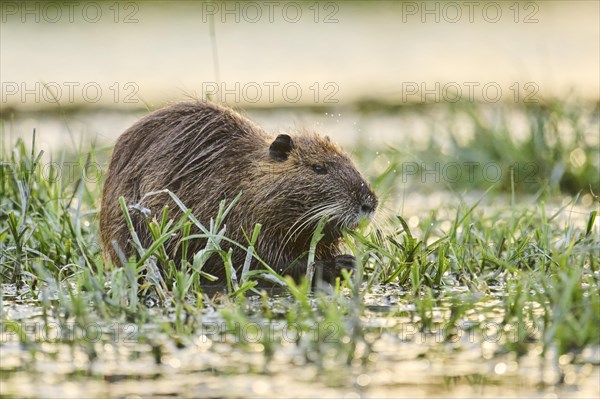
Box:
[272,202,340,266]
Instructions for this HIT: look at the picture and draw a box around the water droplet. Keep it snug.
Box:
[494,362,507,375]
[356,374,371,387]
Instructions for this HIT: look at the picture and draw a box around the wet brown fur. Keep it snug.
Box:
[99,101,377,282]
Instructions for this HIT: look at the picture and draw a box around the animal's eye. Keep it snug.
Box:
[312,164,327,175]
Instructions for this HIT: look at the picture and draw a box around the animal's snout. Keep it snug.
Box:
[360,202,376,215]
[359,189,378,216]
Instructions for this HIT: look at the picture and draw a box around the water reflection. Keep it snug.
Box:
[2,281,598,398]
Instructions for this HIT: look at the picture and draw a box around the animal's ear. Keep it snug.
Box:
[269,134,293,161]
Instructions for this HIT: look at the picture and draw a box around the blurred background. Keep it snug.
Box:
[1,0,599,203]
[2,1,599,108]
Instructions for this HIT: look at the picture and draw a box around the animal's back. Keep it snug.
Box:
[99,101,266,266]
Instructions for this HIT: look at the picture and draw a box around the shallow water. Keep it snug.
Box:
[2,281,599,399]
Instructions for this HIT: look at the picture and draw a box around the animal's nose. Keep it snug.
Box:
[360,194,378,215]
[361,203,375,214]
[357,180,378,215]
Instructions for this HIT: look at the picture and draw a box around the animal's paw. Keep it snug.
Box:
[332,254,356,275]
[315,255,356,284]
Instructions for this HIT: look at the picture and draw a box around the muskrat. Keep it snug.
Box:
[99,101,377,284]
